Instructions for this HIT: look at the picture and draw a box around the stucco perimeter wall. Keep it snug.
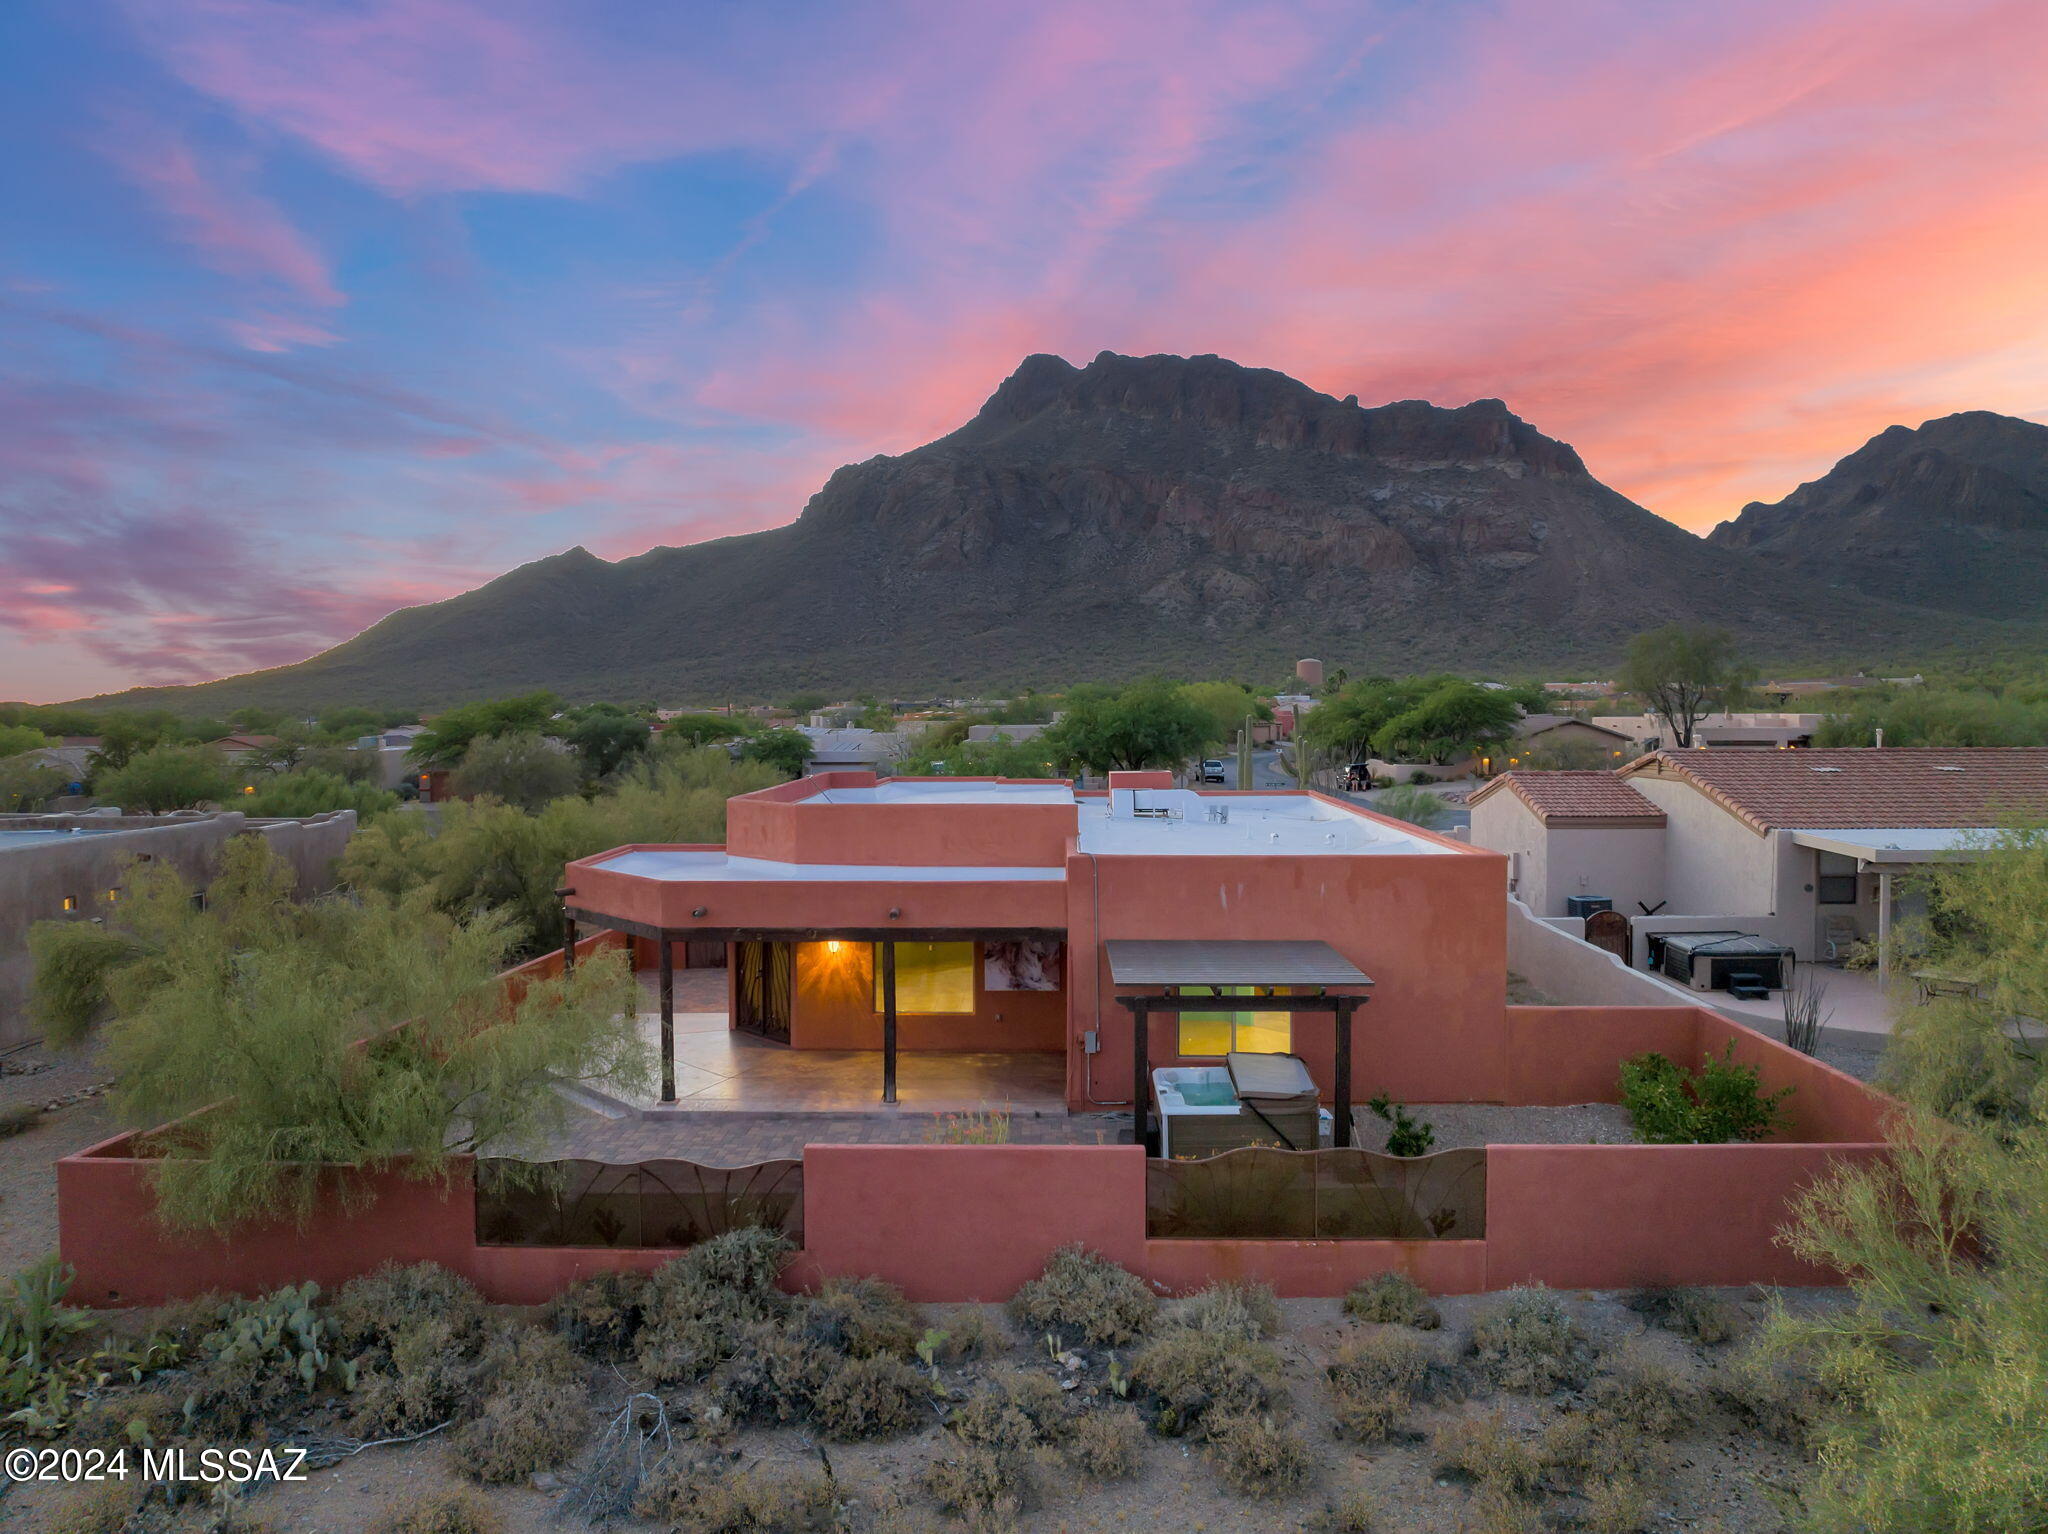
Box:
[0,809,357,1048]
[1506,897,1708,1009]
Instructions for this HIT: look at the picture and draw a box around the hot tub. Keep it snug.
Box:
[1151,1064,1332,1159]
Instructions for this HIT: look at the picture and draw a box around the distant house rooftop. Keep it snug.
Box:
[1622,748,2048,832]
[1467,771,1665,825]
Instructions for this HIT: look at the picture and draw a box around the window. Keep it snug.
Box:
[1816,851,1859,906]
[1177,987,1293,1057]
[61,895,77,912]
[874,942,975,1014]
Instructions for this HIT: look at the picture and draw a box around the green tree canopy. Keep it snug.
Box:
[0,723,55,758]
[449,731,583,812]
[739,728,813,778]
[88,715,172,777]
[782,692,829,715]
[29,837,647,1231]
[242,767,401,823]
[659,713,751,748]
[1616,625,1751,748]
[312,706,385,741]
[1177,682,1272,749]
[564,705,653,781]
[95,744,235,812]
[1371,680,1521,765]
[406,692,562,769]
[0,755,65,812]
[1813,687,2048,749]
[1040,681,1211,775]
[1299,677,1431,761]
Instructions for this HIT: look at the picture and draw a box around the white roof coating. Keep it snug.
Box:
[806,782,1075,805]
[1078,791,1448,856]
[1790,827,2002,862]
[593,849,1064,883]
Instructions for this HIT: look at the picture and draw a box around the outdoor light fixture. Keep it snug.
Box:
[826,940,843,954]
[691,906,707,917]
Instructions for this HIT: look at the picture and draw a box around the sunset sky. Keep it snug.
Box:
[4,0,2046,703]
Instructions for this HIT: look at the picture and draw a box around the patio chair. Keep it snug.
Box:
[1821,916,1859,962]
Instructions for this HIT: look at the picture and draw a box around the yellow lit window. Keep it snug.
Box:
[61,896,77,912]
[1177,987,1292,1056]
[874,942,975,1014]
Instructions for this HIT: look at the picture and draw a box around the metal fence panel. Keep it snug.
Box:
[1145,1146,1486,1240]
[475,1157,804,1248]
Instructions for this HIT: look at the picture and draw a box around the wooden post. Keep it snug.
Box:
[1333,997,1355,1148]
[1130,998,1151,1151]
[881,941,898,1104]
[561,913,577,977]
[658,936,676,1105]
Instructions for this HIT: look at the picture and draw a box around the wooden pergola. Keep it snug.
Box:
[1105,939,1374,1152]
[558,899,1063,1105]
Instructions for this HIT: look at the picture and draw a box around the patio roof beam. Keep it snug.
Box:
[562,908,1063,946]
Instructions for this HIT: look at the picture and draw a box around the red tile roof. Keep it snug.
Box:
[1467,770,1665,824]
[1621,748,2048,831]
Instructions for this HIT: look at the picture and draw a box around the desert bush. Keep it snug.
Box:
[1541,1408,1663,1483]
[182,1282,344,1435]
[1710,1341,1825,1450]
[1326,1329,1452,1441]
[46,1481,148,1534]
[0,1101,40,1138]
[1341,1271,1442,1329]
[1623,1285,1738,1346]
[449,1327,590,1484]
[331,1263,493,1434]
[922,1445,1025,1532]
[1619,1044,1792,1144]
[1469,1285,1591,1392]
[1309,1487,1380,1533]
[1131,1328,1287,1437]
[799,1276,920,1359]
[1463,1484,1543,1534]
[635,1458,842,1533]
[1007,1244,1154,1346]
[368,1489,505,1534]
[635,1230,795,1384]
[1067,1407,1146,1479]
[930,1306,1008,1361]
[546,1268,650,1360]
[1165,1280,1281,1341]
[809,1353,929,1441]
[715,1320,837,1425]
[1582,1474,1653,1534]
[950,1366,1072,1450]
[1431,1410,1541,1495]
[1586,1343,1689,1436]
[1205,1410,1317,1496]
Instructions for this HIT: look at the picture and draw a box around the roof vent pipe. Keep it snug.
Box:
[1875,727,1884,749]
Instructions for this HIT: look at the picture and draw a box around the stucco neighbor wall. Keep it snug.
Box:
[1471,796,1665,918]
[1629,777,1778,916]
[0,809,358,1048]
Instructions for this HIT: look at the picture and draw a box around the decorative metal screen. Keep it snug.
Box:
[475,1158,803,1248]
[1145,1146,1486,1240]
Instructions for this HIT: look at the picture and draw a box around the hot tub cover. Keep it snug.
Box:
[1226,1051,1318,1105]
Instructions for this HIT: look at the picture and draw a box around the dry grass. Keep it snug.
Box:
[1582,1474,1654,1534]
[923,1445,1026,1533]
[930,1306,1008,1361]
[1711,1341,1827,1450]
[1431,1410,1542,1496]
[634,1458,841,1533]
[1310,1486,1381,1532]
[368,1489,506,1534]
[1587,1342,1691,1437]
[1342,1271,1443,1329]
[1007,1244,1155,1347]
[1165,1280,1282,1341]
[1326,1328,1452,1442]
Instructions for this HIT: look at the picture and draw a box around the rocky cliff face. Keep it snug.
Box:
[1707,411,2048,617]
[79,355,2040,714]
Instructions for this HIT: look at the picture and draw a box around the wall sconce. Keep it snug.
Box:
[691,906,707,918]
[826,940,843,954]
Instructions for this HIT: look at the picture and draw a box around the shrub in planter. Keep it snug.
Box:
[1619,1044,1792,1144]
[1341,1272,1441,1330]
[1007,1244,1154,1347]
[1205,1411,1317,1497]
[1469,1285,1591,1392]
[1131,1328,1287,1437]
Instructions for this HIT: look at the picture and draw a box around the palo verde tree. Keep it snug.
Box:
[449,731,584,812]
[405,691,562,770]
[1765,824,2048,1531]
[1040,680,1211,775]
[29,836,648,1232]
[1617,625,1752,748]
[94,743,236,812]
[563,703,653,781]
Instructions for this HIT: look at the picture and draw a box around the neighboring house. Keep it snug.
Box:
[355,728,430,789]
[1471,748,2048,983]
[965,723,1050,744]
[208,734,282,763]
[1467,771,1667,918]
[797,727,912,772]
[1586,712,1822,751]
[21,745,94,793]
[1497,714,1635,766]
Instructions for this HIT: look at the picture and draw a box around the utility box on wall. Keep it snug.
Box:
[1565,896,1613,919]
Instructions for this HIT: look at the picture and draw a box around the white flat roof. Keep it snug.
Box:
[807,783,1076,806]
[1077,792,1449,856]
[1790,827,2002,863]
[592,849,1064,883]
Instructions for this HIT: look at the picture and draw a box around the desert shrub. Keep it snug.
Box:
[715,1320,837,1425]
[922,1445,1025,1531]
[1619,1044,1792,1144]
[182,1282,344,1435]
[635,1458,841,1533]
[810,1353,929,1441]
[546,1268,650,1360]
[950,1366,1072,1450]
[1541,1408,1663,1483]
[0,1101,40,1138]
[1341,1271,1442,1329]
[1067,1407,1146,1479]
[1431,1410,1541,1495]
[930,1306,1008,1361]
[1326,1329,1452,1441]
[1469,1285,1591,1392]
[332,1263,493,1435]
[449,1327,589,1484]
[1007,1244,1153,1347]
[1710,1341,1825,1450]
[46,1481,147,1534]
[1206,1410,1317,1497]
[198,1500,276,1534]
[1365,1094,1436,1156]
[1623,1285,1738,1346]
[1131,1328,1287,1437]
[1582,1474,1653,1534]
[1587,1343,1689,1436]
[1309,1487,1380,1533]
[368,1489,505,1534]
[635,1231,794,1384]
[1165,1280,1281,1341]
[799,1276,920,1359]
[1464,1484,1543,1534]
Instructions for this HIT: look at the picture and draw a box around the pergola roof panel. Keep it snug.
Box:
[1104,939,1371,987]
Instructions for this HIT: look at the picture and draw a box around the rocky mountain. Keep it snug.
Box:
[1707,411,2048,618]
[77,354,2042,714]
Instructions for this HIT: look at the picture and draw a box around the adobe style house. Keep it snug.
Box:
[560,771,1501,1141]
[1472,748,2048,982]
